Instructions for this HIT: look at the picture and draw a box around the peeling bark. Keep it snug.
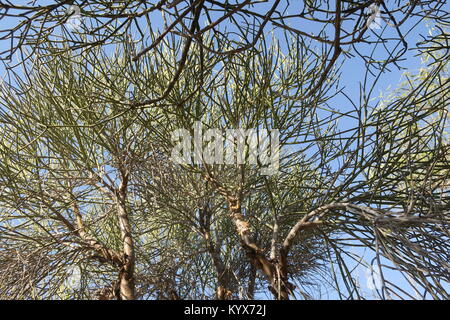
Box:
[116,174,135,300]
[227,196,293,300]
[205,173,294,299]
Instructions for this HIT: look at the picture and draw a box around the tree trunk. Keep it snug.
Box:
[205,173,294,300]
[202,221,233,299]
[117,177,135,300]
[227,196,293,300]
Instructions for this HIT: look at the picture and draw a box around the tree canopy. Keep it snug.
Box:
[0,1,448,300]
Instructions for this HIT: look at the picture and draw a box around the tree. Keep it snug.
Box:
[0,1,448,300]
